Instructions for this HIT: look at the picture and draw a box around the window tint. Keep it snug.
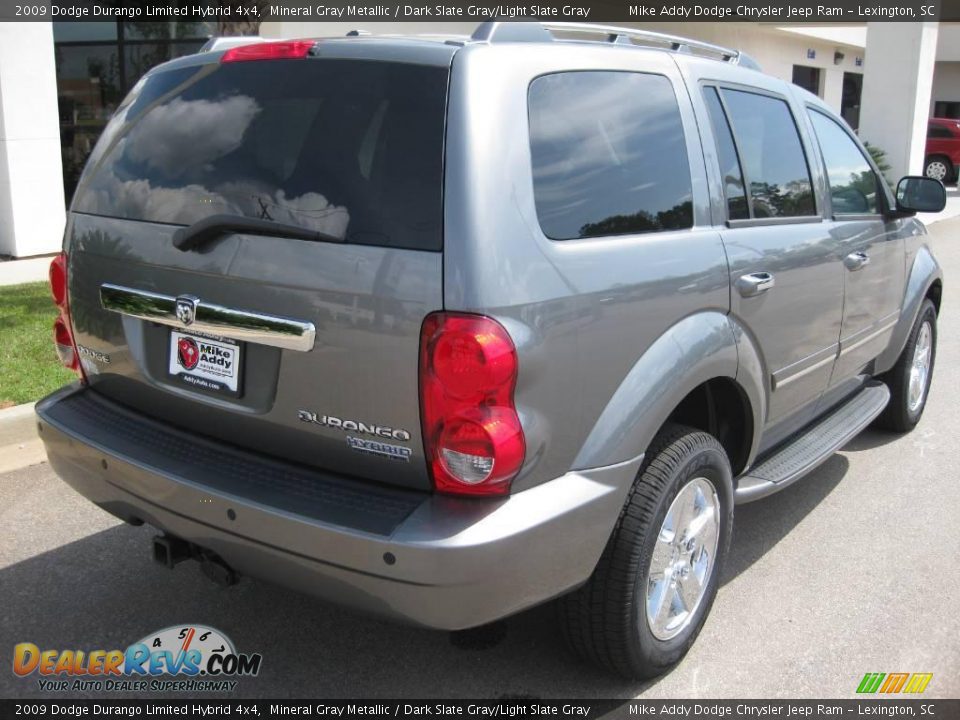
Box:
[720,89,816,218]
[73,59,449,251]
[928,125,954,139]
[809,110,880,215]
[703,87,749,220]
[528,71,693,240]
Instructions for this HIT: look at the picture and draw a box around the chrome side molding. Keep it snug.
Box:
[100,284,316,352]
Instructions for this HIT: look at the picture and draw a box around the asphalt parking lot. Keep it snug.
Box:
[2,219,959,701]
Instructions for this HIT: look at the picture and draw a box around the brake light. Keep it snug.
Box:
[221,40,316,63]
[419,313,525,496]
[49,253,67,309]
[48,253,83,378]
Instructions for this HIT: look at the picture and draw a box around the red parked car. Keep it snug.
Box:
[925,117,960,184]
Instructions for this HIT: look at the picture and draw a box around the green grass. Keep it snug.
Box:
[0,281,77,406]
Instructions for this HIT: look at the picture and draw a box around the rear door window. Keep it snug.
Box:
[717,88,817,219]
[73,59,449,251]
[528,71,693,240]
[703,87,749,221]
[808,110,880,215]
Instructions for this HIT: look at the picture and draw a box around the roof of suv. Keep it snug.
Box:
[150,21,761,77]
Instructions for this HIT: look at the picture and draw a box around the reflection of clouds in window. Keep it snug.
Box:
[125,96,261,177]
[81,168,350,238]
[531,76,679,193]
[72,59,447,250]
[529,71,691,238]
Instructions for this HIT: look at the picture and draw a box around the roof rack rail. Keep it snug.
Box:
[470,21,762,71]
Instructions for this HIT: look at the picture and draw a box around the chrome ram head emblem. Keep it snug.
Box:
[175,295,199,326]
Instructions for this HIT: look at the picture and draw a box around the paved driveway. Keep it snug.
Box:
[2,220,959,700]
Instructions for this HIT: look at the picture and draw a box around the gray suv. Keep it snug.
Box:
[37,21,947,678]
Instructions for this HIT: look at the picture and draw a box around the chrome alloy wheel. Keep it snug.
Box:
[908,321,933,413]
[926,160,949,182]
[644,477,720,641]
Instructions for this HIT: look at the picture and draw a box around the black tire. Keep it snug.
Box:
[924,155,954,184]
[875,299,937,433]
[557,424,734,679]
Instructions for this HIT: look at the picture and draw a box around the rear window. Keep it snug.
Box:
[73,59,449,251]
[528,71,693,240]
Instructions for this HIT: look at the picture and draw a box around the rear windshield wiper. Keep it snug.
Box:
[173,214,345,252]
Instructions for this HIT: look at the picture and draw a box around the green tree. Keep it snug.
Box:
[863,142,894,190]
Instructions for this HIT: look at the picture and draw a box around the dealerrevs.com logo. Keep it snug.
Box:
[12,625,262,693]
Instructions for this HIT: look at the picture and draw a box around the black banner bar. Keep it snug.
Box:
[2,0,958,22]
[1,699,958,719]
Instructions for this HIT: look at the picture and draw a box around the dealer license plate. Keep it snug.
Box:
[168,331,241,395]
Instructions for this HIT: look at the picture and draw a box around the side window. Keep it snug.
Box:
[809,110,880,215]
[703,87,749,220]
[719,88,817,218]
[528,71,693,240]
[928,125,953,139]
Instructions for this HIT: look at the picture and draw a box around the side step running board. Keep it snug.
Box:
[735,382,890,504]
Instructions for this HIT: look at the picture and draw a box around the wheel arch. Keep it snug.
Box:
[662,378,754,476]
[572,311,762,476]
[876,244,943,375]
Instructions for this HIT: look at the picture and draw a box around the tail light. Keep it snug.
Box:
[419,313,525,496]
[49,253,83,378]
[53,316,78,371]
[221,40,316,64]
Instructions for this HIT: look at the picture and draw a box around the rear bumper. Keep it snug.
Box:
[36,386,639,630]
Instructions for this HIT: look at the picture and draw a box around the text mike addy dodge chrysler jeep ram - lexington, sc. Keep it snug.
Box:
[35,21,947,678]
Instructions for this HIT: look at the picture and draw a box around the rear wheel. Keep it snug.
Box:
[875,299,937,432]
[924,156,953,184]
[558,424,733,679]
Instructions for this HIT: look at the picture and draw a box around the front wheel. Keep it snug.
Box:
[557,424,733,679]
[875,299,937,432]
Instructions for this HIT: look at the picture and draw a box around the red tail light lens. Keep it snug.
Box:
[48,253,84,379]
[49,253,68,309]
[221,40,316,64]
[420,313,525,496]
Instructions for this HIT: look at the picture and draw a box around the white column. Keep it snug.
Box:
[0,22,66,258]
[822,67,844,114]
[859,22,939,181]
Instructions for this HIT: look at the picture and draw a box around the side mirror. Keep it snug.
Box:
[895,176,947,214]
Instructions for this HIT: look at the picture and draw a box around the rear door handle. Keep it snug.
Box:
[736,272,775,298]
[844,251,870,271]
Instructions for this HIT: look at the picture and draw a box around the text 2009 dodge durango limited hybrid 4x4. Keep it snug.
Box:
[37,22,947,678]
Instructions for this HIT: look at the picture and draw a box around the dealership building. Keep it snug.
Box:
[0,19,958,258]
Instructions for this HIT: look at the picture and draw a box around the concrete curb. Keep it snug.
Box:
[0,402,45,473]
[0,402,38,446]
[0,255,54,287]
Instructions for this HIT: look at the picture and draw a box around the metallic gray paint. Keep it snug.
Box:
[37,385,641,630]
[40,33,946,628]
[443,44,727,490]
[875,236,943,375]
[66,212,440,489]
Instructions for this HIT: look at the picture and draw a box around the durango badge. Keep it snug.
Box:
[297,410,411,442]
